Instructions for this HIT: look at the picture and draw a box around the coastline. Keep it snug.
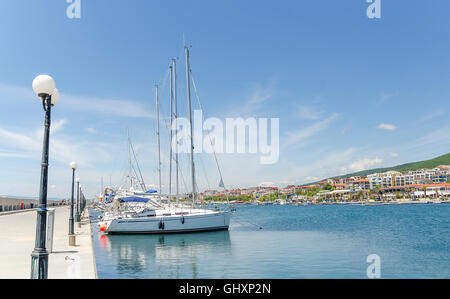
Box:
[207,198,450,206]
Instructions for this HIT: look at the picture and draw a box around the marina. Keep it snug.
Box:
[1,202,449,279]
[90,204,450,279]
[1,1,449,282]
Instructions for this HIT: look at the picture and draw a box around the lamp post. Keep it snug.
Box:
[81,188,85,214]
[69,161,77,246]
[75,178,80,223]
[30,75,60,279]
[79,187,83,215]
[78,183,83,227]
[81,188,85,213]
[81,192,86,212]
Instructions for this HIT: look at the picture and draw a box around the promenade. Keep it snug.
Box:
[0,206,97,279]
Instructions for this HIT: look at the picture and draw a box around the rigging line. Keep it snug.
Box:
[172,152,189,194]
[159,96,197,197]
[129,137,147,191]
[129,154,145,191]
[232,214,263,230]
[171,136,193,199]
[198,153,211,191]
[161,67,171,90]
[190,71,230,205]
[175,156,190,204]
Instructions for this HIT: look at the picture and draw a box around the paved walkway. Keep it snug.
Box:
[0,206,97,279]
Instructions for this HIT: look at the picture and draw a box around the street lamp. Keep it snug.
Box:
[30,74,59,279]
[69,161,78,246]
[81,188,86,213]
[75,178,80,223]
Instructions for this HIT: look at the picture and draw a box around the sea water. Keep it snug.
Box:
[90,204,450,278]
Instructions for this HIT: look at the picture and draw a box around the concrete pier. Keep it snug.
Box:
[0,206,97,279]
[0,197,64,214]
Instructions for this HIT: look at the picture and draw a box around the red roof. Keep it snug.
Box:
[436,165,449,169]
[384,183,450,189]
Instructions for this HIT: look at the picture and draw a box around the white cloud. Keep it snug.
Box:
[306,176,319,181]
[412,126,450,149]
[379,91,399,104]
[0,128,40,152]
[0,150,33,159]
[0,83,154,119]
[420,110,445,123]
[340,128,350,135]
[0,125,113,167]
[341,157,383,173]
[298,105,323,120]
[51,119,68,134]
[62,94,154,119]
[377,123,397,131]
[230,78,278,116]
[280,147,359,185]
[259,182,275,187]
[284,113,339,148]
[87,127,97,134]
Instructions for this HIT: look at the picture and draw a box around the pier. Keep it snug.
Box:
[0,206,97,279]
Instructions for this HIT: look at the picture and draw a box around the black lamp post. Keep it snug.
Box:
[69,161,78,246]
[75,178,80,222]
[81,191,86,213]
[30,75,60,279]
[80,189,84,213]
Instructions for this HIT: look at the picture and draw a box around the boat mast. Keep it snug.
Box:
[169,64,174,198]
[185,46,196,208]
[127,128,133,189]
[173,58,179,203]
[155,84,162,200]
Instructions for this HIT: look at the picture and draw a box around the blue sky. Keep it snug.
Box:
[0,0,449,198]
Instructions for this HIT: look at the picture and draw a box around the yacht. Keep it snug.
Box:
[98,46,232,234]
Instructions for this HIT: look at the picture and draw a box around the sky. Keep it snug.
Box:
[0,0,449,199]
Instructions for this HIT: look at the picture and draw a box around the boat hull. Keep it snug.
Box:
[104,211,231,235]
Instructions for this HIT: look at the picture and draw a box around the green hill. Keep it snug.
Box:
[329,153,450,180]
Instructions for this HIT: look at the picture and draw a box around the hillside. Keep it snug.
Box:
[328,153,450,180]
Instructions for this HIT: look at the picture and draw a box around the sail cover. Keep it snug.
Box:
[145,190,158,194]
[120,196,149,203]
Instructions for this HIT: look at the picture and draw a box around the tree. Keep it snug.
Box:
[323,184,333,191]
[422,186,427,198]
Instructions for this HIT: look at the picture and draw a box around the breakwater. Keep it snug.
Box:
[0,197,64,213]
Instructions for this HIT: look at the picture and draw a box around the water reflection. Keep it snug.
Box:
[96,230,232,278]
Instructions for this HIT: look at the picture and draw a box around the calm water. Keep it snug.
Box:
[90,204,450,278]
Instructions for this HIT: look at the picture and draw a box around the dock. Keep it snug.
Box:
[0,206,97,279]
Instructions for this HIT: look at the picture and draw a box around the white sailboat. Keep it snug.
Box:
[98,46,232,234]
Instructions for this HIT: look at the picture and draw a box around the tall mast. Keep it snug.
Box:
[173,58,179,202]
[127,128,132,188]
[155,84,162,200]
[169,65,174,198]
[185,46,196,208]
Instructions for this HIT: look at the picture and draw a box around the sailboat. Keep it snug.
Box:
[98,46,232,234]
